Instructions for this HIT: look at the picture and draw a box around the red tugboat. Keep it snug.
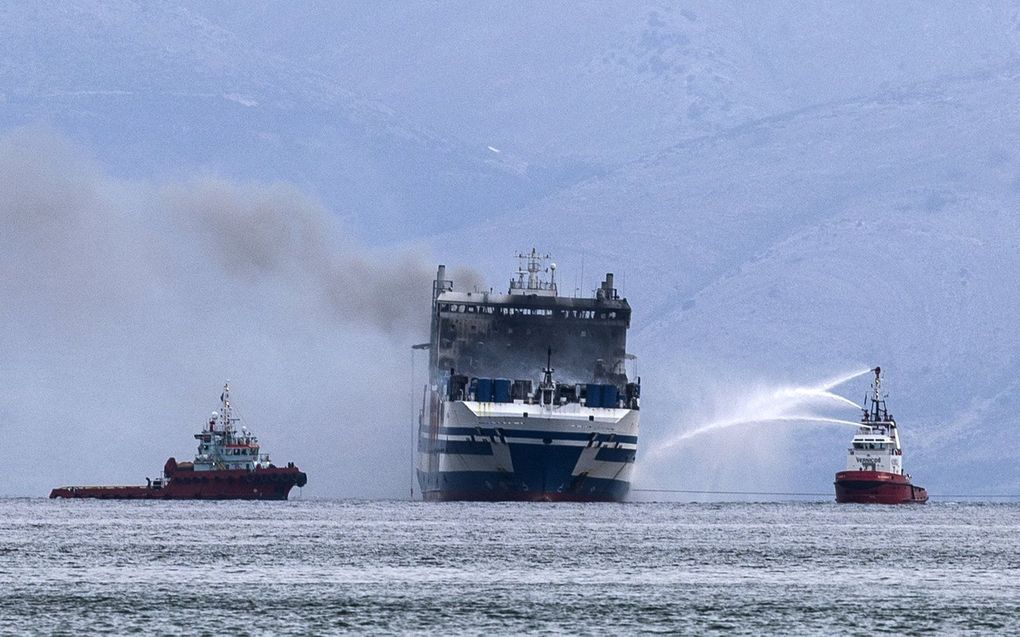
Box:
[50,382,307,500]
[834,367,927,504]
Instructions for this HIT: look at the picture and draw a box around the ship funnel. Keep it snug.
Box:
[600,273,616,300]
[433,265,451,300]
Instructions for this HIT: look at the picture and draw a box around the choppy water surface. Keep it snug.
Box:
[1,499,1017,635]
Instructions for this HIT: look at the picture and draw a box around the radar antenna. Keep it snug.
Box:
[509,248,557,296]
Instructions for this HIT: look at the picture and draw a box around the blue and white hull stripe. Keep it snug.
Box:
[418,400,639,501]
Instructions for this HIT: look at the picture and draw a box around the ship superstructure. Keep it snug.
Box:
[834,367,927,504]
[192,383,272,472]
[51,382,307,500]
[416,250,640,501]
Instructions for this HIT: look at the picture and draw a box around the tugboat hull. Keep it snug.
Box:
[50,463,307,500]
[49,383,307,501]
[834,470,928,504]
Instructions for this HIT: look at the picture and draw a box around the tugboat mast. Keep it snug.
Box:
[870,366,882,421]
[866,366,894,426]
[221,381,240,432]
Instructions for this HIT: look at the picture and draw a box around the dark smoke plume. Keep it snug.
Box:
[0,127,468,497]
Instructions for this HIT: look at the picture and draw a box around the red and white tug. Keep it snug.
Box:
[50,382,307,500]
[834,367,927,504]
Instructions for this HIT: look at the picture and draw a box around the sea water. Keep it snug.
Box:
[1,499,1017,634]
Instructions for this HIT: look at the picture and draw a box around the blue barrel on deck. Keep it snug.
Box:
[475,378,493,402]
[586,383,602,408]
[601,384,619,408]
[493,379,512,403]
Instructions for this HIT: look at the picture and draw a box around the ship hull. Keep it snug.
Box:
[49,466,307,500]
[834,470,928,504]
[418,448,633,503]
[418,401,637,503]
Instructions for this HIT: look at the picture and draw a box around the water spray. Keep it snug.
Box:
[778,387,862,410]
[650,367,873,460]
[819,368,874,392]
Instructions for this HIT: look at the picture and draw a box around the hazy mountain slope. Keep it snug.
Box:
[437,68,1020,495]
[0,1,563,241]
[440,67,1019,299]
[192,1,1020,163]
[638,189,1020,495]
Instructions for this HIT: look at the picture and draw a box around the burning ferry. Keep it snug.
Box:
[416,250,640,502]
[50,382,307,500]
[834,367,927,504]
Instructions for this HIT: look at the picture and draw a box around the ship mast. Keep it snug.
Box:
[222,381,231,432]
[510,248,557,296]
[540,347,555,405]
[868,367,891,423]
[863,366,901,449]
[220,380,241,435]
[871,367,881,421]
